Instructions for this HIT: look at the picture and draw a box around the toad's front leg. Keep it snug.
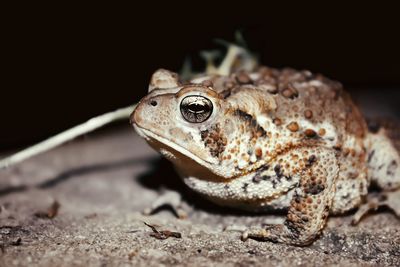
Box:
[242,149,339,246]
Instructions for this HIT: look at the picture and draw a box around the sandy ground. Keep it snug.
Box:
[0,124,399,267]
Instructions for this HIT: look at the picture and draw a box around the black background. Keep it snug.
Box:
[1,2,399,150]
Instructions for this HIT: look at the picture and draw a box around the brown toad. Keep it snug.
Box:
[131,45,400,245]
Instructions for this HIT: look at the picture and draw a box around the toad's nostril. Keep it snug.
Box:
[150,100,158,106]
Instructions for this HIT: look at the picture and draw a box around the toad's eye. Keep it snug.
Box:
[180,95,213,123]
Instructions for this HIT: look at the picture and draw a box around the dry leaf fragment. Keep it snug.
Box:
[143,222,182,240]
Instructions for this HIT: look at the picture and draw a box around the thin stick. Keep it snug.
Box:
[0,104,136,170]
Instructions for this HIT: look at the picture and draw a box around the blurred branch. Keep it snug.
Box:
[0,104,136,170]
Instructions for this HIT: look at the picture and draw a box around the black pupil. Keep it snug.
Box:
[188,103,208,113]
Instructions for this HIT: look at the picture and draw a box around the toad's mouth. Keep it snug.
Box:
[133,123,231,180]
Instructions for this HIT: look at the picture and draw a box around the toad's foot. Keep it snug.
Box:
[352,190,400,225]
[143,190,188,219]
[241,225,279,243]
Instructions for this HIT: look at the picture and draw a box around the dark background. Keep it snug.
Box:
[1,3,399,150]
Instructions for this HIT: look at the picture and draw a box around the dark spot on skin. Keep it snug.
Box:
[324,205,330,213]
[333,145,342,151]
[200,130,208,139]
[281,84,299,99]
[294,191,301,203]
[255,124,267,137]
[305,183,325,195]
[266,87,278,94]
[234,110,252,122]
[305,155,317,167]
[341,193,350,200]
[242,183,249,192]
[271,166,294,187]
[379,194,388,201]
[272,179,278,188]
[274,164,283,178]
[253,174,271,183]
[284,220,301,238]
[253,164,290,187]
[387,160,398,176]
[304,110,313,119]
[367,150,375,163]
[273,118,282,126]
[247,249,256,255]
[234,109,267,137]
[252,175,262,183]
[378,164,384,170]
[287,122,299,132]
[252,165,270,183]
[200,124,227,158]
[255,148,263,159]
[301,216,309,222]
[349,172,359,179]
[257,165,269,172]
[220,89,231,99]
[304,129,317,138]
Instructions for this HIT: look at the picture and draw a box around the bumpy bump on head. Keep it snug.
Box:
[148,69,180,92]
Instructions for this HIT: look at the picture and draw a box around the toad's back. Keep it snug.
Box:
[190,66,397,214]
